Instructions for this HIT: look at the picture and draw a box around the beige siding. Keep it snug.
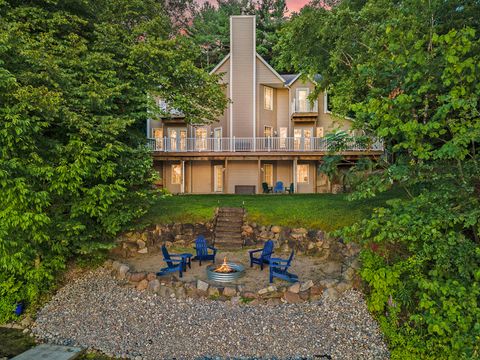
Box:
[276,89,290,130]
[190,161,212,193]
[276,161,292,187]
[258,85,276,135]
[231,16,255,138]
[256,57,283,84]
[211,58,230,137]
[227,160,258,193]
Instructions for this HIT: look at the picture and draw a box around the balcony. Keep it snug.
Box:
[291,99,318,121]
[147,136,384,153]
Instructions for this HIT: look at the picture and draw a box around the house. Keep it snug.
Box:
[147,15,383,194]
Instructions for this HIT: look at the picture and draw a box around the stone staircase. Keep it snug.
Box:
[213,207,245,249]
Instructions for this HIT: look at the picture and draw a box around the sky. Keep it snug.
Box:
[196,0,311,14]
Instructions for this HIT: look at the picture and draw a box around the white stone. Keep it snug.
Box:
[137,247,148,254]
[288,282,301,294]
[197,279,209,292]
[300,280,314,292]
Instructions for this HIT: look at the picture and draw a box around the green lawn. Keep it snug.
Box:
[139,189,404,231]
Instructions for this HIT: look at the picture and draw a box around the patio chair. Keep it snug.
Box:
[285,183,294,194]
[273,181,284,193]
[269,250,298,283]
[193,235,217,266]
[249,239,274,270]
[262,182,273,193]
[157,245,186,278]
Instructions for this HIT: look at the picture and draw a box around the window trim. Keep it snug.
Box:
[264,86,274,111]
[171,164,182,185]
[296,164,309,184]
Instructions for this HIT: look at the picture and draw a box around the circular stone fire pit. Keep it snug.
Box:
[206,260,245,283]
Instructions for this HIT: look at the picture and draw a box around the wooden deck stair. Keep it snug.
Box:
[214,207,245,249]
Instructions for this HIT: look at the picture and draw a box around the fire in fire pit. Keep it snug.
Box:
[214,257,235,273]
[206,258,245,283]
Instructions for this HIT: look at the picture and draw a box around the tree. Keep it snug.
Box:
[276,0,480,357]
[0,0,227,321]
[189,0,288,71]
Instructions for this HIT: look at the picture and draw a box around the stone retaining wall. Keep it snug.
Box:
[106,259,360,304]
[111,221,359,261]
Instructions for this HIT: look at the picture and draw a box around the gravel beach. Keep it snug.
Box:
[33,268,389,359]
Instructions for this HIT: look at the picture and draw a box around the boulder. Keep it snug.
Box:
[148,279,160,292]
[137,247,148,254]
[323,287,339,300]
[136,279,149,291]
[319,278,339,289]
[241,292,257,299]
[321,261,342,276]
[283,291,302,304]
[310,285,324,296]
[271,225,282,233]
[197,279,209,292]
[208,287,220,297]
[300,280,314,292]
[292,228,308,235]
[175,286,186,299]
[136,239,146,249]
[146,272,157,281]
[117,264,130,280]
[336,281,352,293]
[287,282,301,294]
[267,298,282,305]
[223,287,237,297]
[129,272,147,282]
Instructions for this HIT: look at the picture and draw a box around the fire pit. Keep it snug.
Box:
[206,257,245,283]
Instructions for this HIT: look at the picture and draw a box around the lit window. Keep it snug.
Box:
[264,86,273,111]
[264,164,273,187]
[171,164,182,184]
[316,127,324,138]
[296,164,309,183]
[195,127,208,150]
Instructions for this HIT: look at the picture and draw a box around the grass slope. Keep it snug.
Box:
[139,189,403,231]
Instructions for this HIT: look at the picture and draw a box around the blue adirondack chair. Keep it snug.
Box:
[269,250,298,283]
[273,181,284,193]
[193,235,217,266]
[249,239,274,270]
[157,245,186,278]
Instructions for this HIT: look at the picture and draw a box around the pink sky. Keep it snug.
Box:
[196,0,311,14]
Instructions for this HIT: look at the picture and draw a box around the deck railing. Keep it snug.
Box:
[147,137,384,153]
[292,98,318,113]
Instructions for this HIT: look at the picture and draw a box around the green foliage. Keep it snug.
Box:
[189,0,288,71]
[278,0,480,357]
[0,0,226,322]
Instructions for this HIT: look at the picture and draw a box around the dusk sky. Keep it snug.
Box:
[197,0,311,14]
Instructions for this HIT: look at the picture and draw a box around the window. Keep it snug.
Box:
[316,127,324,138]
[264,126,273,137]
[264,164,273,187]
[296,88,309,112]
[168,128,187,151]
[294,128,313,150]
[264,86,273,111]
[195,127,208,151]
[296,164,309,183]
[171,164,182,185]
[152,127,163,150]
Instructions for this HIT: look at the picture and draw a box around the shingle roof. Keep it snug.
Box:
[280,74,299,84]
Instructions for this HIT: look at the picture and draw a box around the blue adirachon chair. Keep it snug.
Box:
[269,250,298,283]
[249,239,274,270]
[157,245,186,278]
[273,181,284,193]
[193,235,217,266]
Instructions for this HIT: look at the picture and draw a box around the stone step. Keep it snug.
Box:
[215,241,244,249]
[218,207,244,213]
[215,233,242,240]
[215,225,242,233]
[216,215,244,220]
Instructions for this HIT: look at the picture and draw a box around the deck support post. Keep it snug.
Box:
[293,158,297,193]
[257,158,262,194]
[181,160,185,193]
[224,158,229,194]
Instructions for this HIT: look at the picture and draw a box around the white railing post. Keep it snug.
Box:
[233,136,236,152]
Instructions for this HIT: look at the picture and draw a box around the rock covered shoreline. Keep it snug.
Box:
[32,268,389,360]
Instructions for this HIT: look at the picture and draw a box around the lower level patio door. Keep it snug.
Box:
[214,165,223,192]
